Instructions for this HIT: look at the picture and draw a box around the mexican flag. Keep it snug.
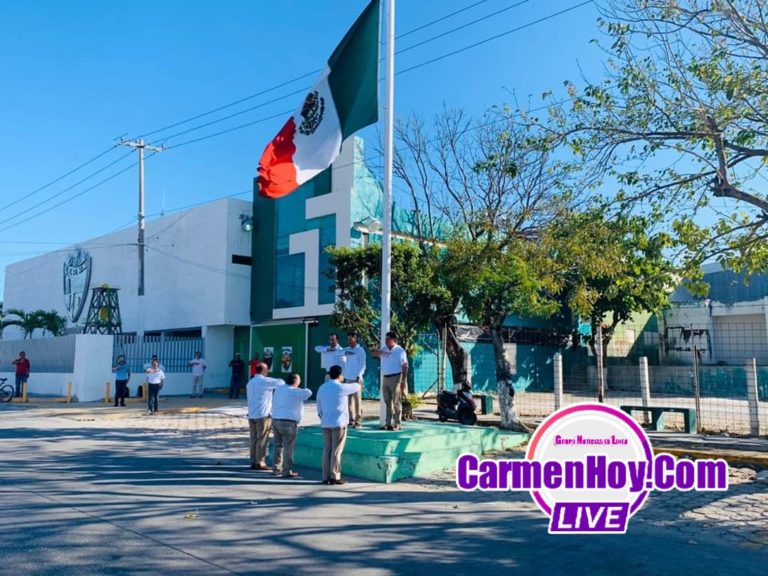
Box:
[257,0,380,199]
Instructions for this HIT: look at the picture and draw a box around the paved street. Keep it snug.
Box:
[1,401,766,575]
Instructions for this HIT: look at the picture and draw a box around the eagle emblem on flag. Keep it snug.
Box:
[298,90,325,136]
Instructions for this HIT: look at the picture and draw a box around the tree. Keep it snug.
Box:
[0,303,9,339]
[2,308,41,339]
[540,210,677,358]
[392,107,579,390]
[327,242,448,375]
[529,0,768,274]
[37,310,68,337]
[447,237,560,431]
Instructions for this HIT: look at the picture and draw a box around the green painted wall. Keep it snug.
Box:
[233,326,250,360]
[250,323,306,383]
[251,178,276,324]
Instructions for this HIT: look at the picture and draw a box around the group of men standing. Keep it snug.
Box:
[247,331,409,484]
[314,332,367,428]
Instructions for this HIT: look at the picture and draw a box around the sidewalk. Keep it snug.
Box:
[5,395,768,468]
[412,401,768,468]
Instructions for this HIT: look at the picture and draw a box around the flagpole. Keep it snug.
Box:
[380,0,395,423]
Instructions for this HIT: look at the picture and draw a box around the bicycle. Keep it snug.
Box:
[0,378,14,403]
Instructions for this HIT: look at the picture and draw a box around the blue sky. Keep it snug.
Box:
[0,0,603,297]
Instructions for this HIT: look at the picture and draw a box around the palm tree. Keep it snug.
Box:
[3,308,43,339]
[37,310,68,337]
[0,303,7,339]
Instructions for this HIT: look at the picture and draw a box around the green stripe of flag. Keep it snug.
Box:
[327,0,380,140]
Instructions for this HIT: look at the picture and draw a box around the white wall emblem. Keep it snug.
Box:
[63,248,92,322]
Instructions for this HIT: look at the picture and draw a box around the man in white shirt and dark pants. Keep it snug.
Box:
[314,333,345,381]
[271,373,312,478]
[188,351,206,398]
[316,364,361,485]
[342,332,366,428]
[246,362,285,471]
[373,332,409,431]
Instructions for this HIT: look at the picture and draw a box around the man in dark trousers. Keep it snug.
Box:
[11,351,30,398]
[229,353,246,399]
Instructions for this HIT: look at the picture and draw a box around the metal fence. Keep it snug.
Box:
[410,320,768,437]
[0,336,76,373]
[113,334,204,373]
[499,322,767,437]
[412,333,443,395]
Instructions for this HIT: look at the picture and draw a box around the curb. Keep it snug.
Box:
[652,446,768,467]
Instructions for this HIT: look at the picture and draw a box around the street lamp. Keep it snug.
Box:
[353,216,383,235]
[240,213,254,232]
[353,217,382,248]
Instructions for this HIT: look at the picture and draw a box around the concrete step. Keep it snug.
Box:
[292,420,528,483]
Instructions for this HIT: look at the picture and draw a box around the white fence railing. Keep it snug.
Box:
[0,335,76,373]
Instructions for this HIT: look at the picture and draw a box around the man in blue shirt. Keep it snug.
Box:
[112,355,131,407]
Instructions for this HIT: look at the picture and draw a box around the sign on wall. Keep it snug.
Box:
[63,248,92,323]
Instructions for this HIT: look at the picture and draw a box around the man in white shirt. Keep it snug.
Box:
[316,364,361,485]
[372,332,409,431]
[188,351,206,398]
[246,362,285,471]
[314,333,345,381]
[342,333,366,428]
[271,373,312,478]
[144,360,165,415]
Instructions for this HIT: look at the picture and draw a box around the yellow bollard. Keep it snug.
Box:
[21,382,28,403]
[66,382,73,403]
[105,382,111,404]
[141,383,147,401]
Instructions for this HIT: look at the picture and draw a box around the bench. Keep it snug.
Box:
[473,393,493,415]
[620,405,698,434]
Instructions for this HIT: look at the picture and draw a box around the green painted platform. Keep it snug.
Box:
[291,420,529,483]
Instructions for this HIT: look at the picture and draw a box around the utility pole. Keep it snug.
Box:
[118,138,165,296]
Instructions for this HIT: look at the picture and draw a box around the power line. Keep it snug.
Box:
[0,160,138,235]
[0,150,134,229]
[0,145,118,214]
[106,189,253,237]
[1,1,583,234]
[164,4,584,152]
[170,109,292,150]
[157,87,309,144]
[398,0,594,75]
[396,0,531,56]
[149,0,534,147]
[136,0,504,142]
[138,70,319,140]
[2,242,137,281]
[397,0,491,39]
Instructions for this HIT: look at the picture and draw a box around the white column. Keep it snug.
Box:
[639,356,651,425]
[746,358,761,436]
[379,0,395,423]
[553,353,563,411]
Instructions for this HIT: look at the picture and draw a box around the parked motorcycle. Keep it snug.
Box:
[437,382,477,426]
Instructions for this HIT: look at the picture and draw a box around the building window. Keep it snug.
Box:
[232,254,252,266]
[166,328,203,339]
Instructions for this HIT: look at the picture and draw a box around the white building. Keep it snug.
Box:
[665,263,768,365]
[2,197,253,393]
